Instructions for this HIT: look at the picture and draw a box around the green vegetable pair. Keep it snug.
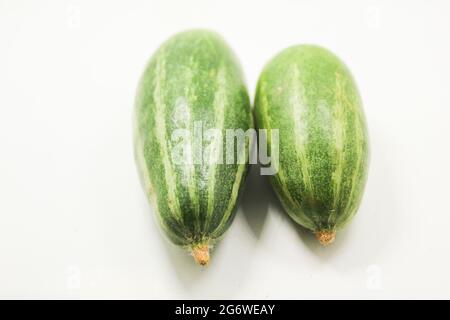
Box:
[134,30,369,265]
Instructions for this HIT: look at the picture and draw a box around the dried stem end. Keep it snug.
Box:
[191,244,210,266]
[315,230,336,246]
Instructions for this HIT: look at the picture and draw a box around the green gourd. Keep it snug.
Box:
[254,45,369,245]
[134,30,253,264]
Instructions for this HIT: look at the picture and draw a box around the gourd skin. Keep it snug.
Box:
[134,30,252,263]
[254,45,369,244]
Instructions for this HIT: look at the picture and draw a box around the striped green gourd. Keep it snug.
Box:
[134,30,253,264]
[254,45,369,245]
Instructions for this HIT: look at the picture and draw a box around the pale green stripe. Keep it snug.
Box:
[154,54,182,222]
[290,65,314,197]
[205,65,227,229]
[340,91,365,222]
[329,72,346,224]
[211,162,246,237]
[181,58,200,232]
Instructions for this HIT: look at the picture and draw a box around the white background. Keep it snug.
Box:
[1,0,449,299]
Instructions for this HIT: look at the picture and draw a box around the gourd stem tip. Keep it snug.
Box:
[191,244,209,266]
[315,230,336,246]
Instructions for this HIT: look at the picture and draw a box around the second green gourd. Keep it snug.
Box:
[254,45,369,245]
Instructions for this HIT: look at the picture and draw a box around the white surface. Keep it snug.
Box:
[1,0,449,299]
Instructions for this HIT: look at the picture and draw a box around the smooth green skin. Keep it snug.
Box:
[255,45,369,232]
[134,30,253,248]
